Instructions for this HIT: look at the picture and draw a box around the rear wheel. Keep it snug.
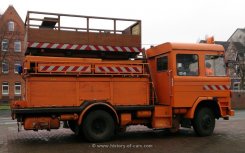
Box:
[192,107,215,136]
[82,110,115,142]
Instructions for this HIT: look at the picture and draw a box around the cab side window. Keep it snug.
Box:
[176,54,199,76]
[157,56,168,71]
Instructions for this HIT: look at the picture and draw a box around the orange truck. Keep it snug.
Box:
[11,11,234,142]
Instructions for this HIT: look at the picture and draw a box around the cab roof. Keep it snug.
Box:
[146,42,224,58]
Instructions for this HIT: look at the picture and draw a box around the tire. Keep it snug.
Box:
[82,110,115,142]
[68,121,84,138]
[68,120,76,133]
[192,107,215,136]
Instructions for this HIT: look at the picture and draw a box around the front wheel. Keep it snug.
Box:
[82,110,115,142]
[192,107,215,136]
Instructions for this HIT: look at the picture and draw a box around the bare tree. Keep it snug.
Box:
[237,51,245,90]
[226,40,245,90]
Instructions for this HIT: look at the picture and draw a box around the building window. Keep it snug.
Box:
[233,82,245,90]
[233,82,240,90]
[14,61,21,74]
[14,82,21,95]
[14,40,21,52]
[8,21,14,31]
[2,60,9,74]
[2,82,9,95]
[157,56,168,71]
[1,39,8,51]
[176,54,199,76]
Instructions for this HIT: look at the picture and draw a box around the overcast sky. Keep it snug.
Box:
[1,0,245,48]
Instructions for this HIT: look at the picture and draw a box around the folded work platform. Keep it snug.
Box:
[25,11,142,59]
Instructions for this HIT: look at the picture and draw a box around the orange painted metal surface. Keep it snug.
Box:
[136,111,152,118]
[21,56,150,108]
[173,108,187,114]
[23,56,147,76]
[152,106,172,128]
[146,42,233,119]
[11,41,234,132]
[147,55,172,105]
[120,113,132,126]
[24,117,60,130]
[25,77,149,107]
[11,100,27,108]
[60,114,78,121]
[173,76,231,107]
[146,42,224,58]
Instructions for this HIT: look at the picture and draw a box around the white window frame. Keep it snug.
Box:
[14,40,21,52]
[2,82,9,95]
[2,60,9,74]
[14,82,21,95]
[8,21,14,31]
[14,61,21,74]
[1,39,8,51]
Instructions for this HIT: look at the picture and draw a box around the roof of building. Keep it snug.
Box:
[231,42,244,52]
[228,28,245,42]
[1,5,24,25]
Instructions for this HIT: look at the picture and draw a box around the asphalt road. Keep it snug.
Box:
[0,110,245,153]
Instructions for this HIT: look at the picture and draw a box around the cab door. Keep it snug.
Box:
[154,54,172,105]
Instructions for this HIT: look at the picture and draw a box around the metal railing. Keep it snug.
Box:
[25,11,141,35]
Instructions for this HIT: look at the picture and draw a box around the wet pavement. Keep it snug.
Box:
[0,110,245,153]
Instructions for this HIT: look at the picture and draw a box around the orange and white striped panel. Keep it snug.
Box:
[28,42,141,53]
[38,64,91,73]
[95,65,143,74]
[203,85,230,91]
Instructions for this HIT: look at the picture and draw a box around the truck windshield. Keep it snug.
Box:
[205,55,226,76]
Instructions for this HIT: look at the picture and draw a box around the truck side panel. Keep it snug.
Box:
[173,76,231,107]
[28,79,77,107]
[28,28,141,48]
[27,77,149,107]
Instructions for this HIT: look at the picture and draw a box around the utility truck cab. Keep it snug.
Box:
[147,43,234,136]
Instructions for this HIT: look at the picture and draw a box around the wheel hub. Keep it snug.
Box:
[201,115,212,129]
[92,118,106,134]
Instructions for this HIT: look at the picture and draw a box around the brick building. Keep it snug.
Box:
[0,5,25,103]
